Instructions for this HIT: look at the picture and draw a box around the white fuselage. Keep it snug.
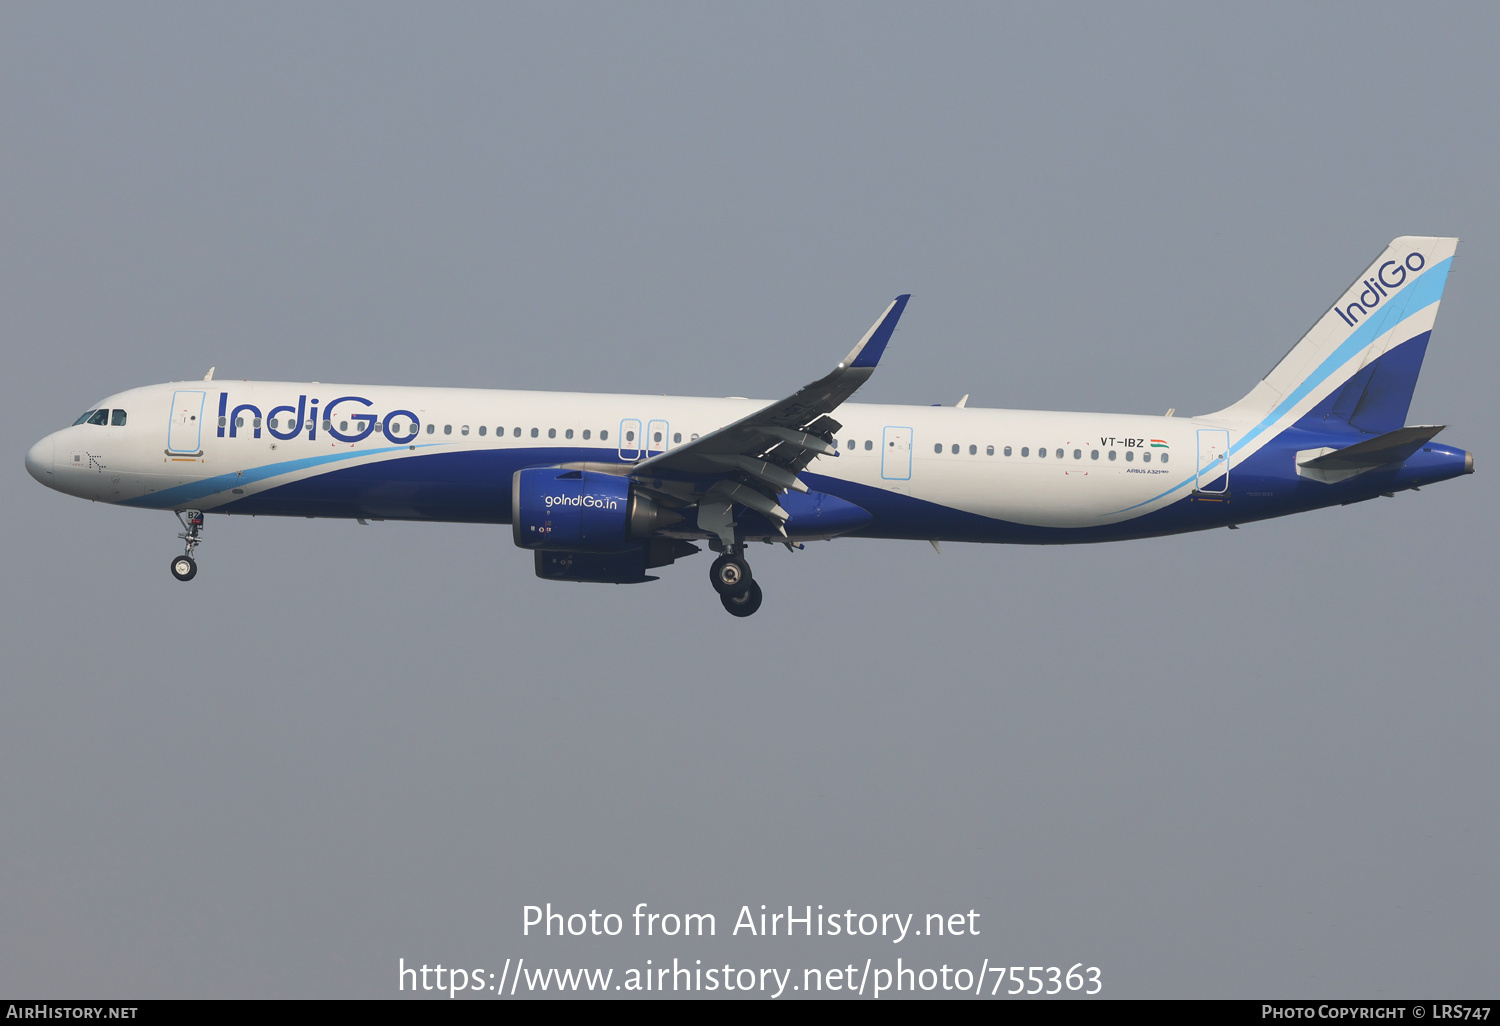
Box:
[30,380,1200,536]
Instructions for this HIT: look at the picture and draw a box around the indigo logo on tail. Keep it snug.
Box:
[1335,252,1426,327]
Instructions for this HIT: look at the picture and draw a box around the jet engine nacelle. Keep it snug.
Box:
[512,467,680,552]
[533,538,700,584]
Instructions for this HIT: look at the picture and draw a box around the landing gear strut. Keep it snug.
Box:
[710,548,762,616]
[171,509,203,582]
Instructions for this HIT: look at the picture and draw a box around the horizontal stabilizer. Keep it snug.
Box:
[1296,425,1444,483]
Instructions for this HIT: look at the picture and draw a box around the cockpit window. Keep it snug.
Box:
[73,410,98,425]
[86,409,109,426]
[111,410,127,426]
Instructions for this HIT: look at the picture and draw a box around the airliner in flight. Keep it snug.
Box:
[25,237,1473,616]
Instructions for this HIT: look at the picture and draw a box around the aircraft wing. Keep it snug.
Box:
[629,294,909,539]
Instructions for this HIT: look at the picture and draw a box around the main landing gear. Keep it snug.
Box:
[710,551,762,617]
[170,509,204,582]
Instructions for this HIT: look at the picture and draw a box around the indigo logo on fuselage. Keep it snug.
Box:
[215,392,420,445]
[1334,252,1425,327]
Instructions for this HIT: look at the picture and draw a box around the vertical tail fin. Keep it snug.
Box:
[1207,237,1457,443]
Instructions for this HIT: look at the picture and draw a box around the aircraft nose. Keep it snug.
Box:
[25,435,54,484]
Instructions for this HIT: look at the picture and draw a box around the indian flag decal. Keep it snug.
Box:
[1150,439,1169,448]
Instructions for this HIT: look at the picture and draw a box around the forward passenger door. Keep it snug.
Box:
[167,390,206,454]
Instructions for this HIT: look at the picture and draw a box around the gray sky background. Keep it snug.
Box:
[2,2,1495,999]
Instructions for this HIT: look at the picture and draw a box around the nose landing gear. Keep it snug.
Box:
[710,549,762,617]
[171,510,204,582]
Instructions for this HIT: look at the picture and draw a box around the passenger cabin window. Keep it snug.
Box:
[1038,447,1047,458]
[1142,451,1151,462]
[673,432,682,443]
[548,428,556,439]
[444,425,452,435]
[565,429,573,439]
[848,439,856,450]
[111,410,127,426]
[864,440,873,450]
[582,429,591,440]
[1161,453,1170,464]
[969,444,977,455]
[427,424,435,434]
[1108,450,1117,461]
[1091,450,1099,460]
[513,427,521,437]
[986,445,994,456]
[600,430,609,440]
[1004,446,1012,456]
[461,425,469,435]
[479,426,487,436]
[951,444,959,454]
[1126,450,1134,462]
[1021,447,1029,456]
[1073,449,1081,459]
[933,443,942,454]
[531,428,539,438]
